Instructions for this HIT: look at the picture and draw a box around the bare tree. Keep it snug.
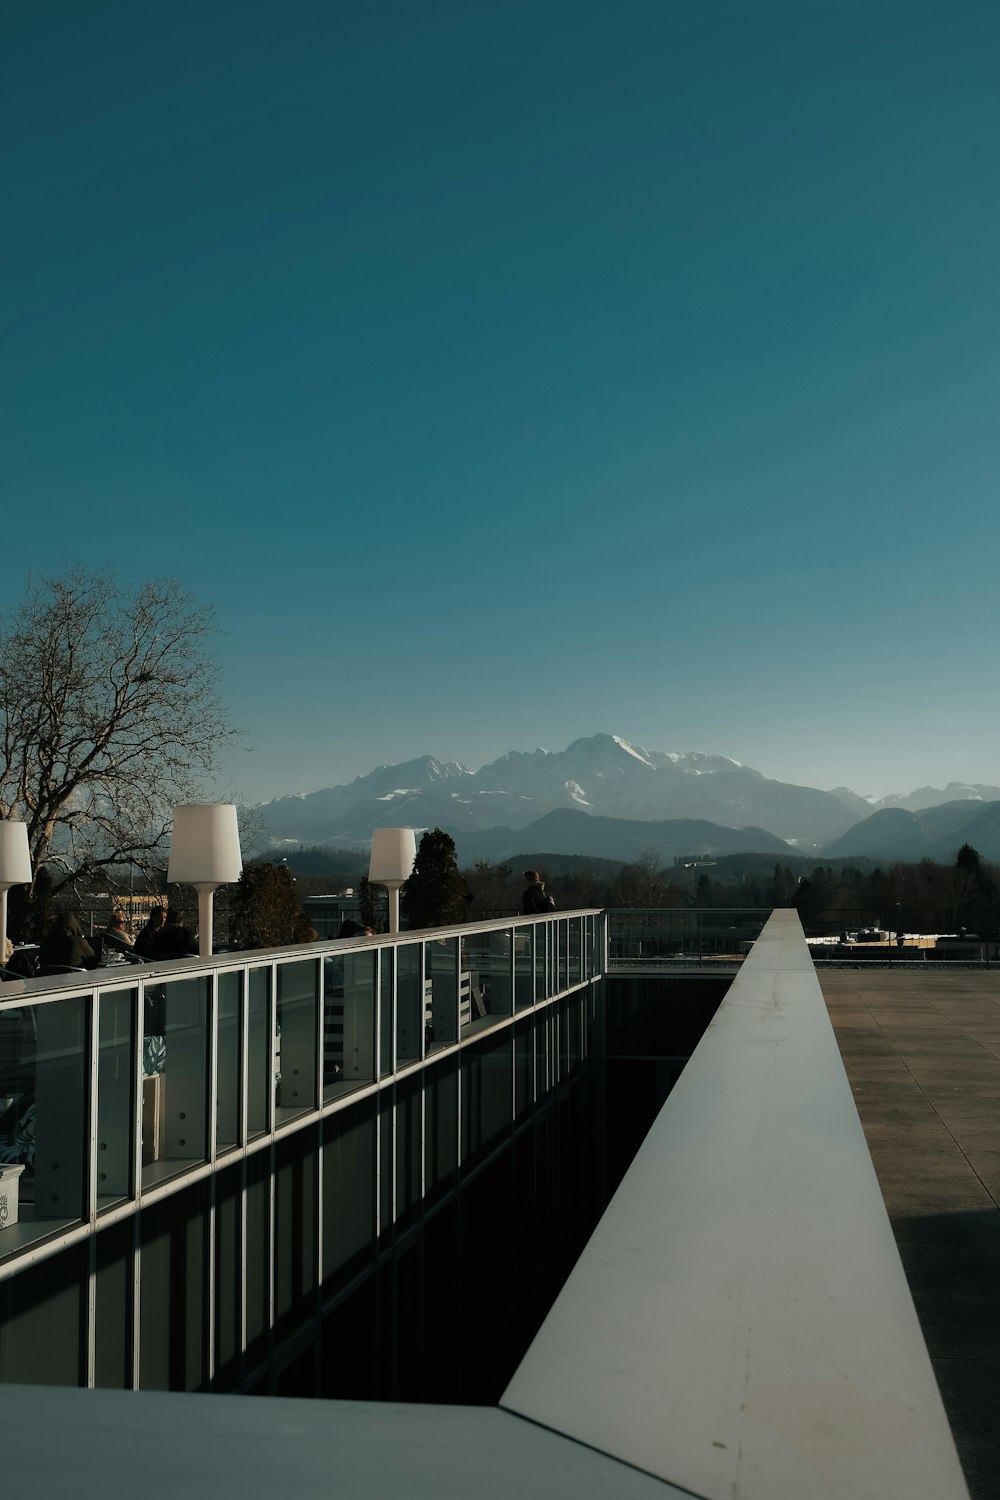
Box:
[0,568,239,895]
[615,846,670,907]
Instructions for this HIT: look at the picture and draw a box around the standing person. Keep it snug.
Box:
[133,905,166,958]
[522,870,555,915]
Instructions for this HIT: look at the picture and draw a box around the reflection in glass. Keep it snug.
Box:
[274,1132,316,1346]
[514,1018,533,1120]
[216,971,241,1153]
[461,1033,512,1168]
[324,948,375,1097]
[395,1075,421,1234]
[33,994,89,1224]
[569,918,582,985]
[246,968,271,1139]
[395,944,423,1064]
[276,959,318,1119]
[95,1220,132,1388]
[214,1164,241,1390]
[139,1183,208,1391]
[378,948,393,1077]
[514,924,534,1010]
[143,977,209,1186]
[538,922,551,999]
[426,937,458,1053]
[322,1099,375,1292]
[378,1092,393,1252]
[460,929,512,1036]
[424,1057,458,1205]
[97,987,136,1207]
[0,1244,85,1386]
[245,1150,269,1372]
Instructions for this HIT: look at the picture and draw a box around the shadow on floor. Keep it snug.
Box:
[891,1207,1000,1500]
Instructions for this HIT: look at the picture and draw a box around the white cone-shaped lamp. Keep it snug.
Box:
[168,804,243,957]
[369,828,416,934]
[0,822,32,967]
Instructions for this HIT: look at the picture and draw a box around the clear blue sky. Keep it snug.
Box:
[4,0,999,802]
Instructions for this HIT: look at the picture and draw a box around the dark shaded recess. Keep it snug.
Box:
[604,974,729,1193]
[891,1210,1000,1500]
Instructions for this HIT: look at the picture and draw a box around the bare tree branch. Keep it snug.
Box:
[0,568,241,892]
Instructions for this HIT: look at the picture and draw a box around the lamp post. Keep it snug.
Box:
[0,822,32,965]
[167,804,243,958]
[368,828,416,935]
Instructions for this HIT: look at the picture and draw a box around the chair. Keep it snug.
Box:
[4,947,38,980]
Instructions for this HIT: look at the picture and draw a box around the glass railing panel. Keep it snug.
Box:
[514,924,534,1010]
[377,1092,393,1251]
[538,921,552,999]
[378,948,393,1078]
[426,937,458,1054]
[395,943,423,1065]
[274,1130,317,1347]
[324,948,375,1099]
[568,917,582,985]
[395,1074,421,1234]
[605,909,770,967]
[142,976,210,1190]
[246,967,272,1141]
[245,1149,269,1371]
[459,928,512,1038]
[97,986,137,1210]
[216,970,241,1155]
[275,958,318,1122]
[424,1056,458,1206]
[322,1097,376,1294]
[0,993,89,1255]
[214,1162,242,1390]
[514,1017,533,1120]
[460,1032,512,1171]
[558,919,569,990]
[534,1007,548,1097]
[95,1218,132,1388]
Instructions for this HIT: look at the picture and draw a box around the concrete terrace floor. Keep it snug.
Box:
[820,968,1000,1500]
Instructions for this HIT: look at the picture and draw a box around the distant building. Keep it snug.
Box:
[302,891,362,936]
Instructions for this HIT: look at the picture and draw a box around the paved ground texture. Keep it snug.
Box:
[821,969,1000,1500]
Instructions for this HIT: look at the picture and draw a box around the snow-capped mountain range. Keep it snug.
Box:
[255,733,878,850]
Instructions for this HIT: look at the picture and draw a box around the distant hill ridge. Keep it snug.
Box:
[450,808,791,864]
[255,732,858,848]
[252,733,998,859]
[823,800,1000,863]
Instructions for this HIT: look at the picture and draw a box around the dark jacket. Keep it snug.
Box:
[151,921,197,959]
[132,921,162,959]
[522,882,555,916]
[38,914,95,969]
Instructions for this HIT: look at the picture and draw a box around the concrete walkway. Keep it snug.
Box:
[820,969,1000,1500]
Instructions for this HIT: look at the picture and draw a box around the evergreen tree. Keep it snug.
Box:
[402,829,471,929]
[235,861,308,948]
[358,875,384,932]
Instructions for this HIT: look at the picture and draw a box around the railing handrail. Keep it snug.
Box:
[501,909,970,1499]
[0,907,606,1004]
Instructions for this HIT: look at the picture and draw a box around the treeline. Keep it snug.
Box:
[31,836,989,948]
[466,843,1000,937]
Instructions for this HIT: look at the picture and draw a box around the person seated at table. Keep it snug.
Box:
[100,912,136,965]
[133,905,166,959]
[150,907,197,959]
[38,911,96,969]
